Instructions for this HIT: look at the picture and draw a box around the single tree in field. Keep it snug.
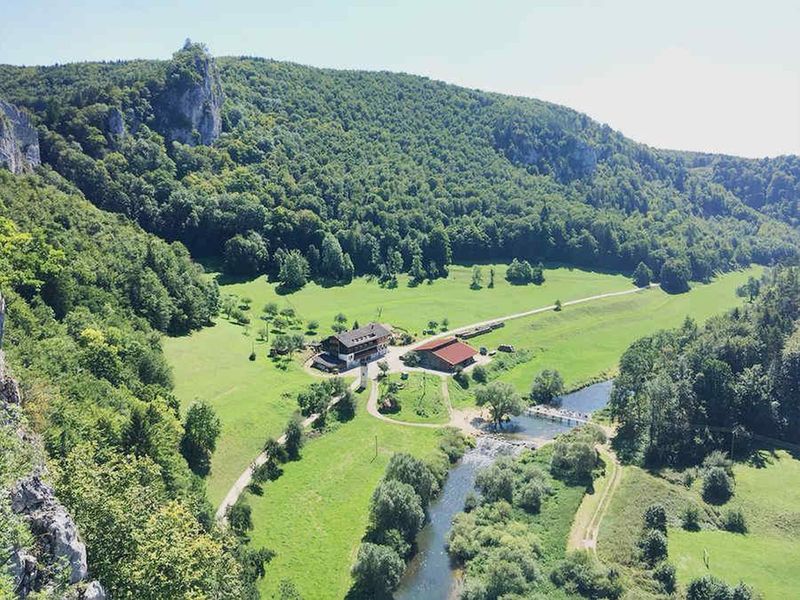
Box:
[227,497,253,537]
[284,416,305,460]
[488,267,495,288]
[470,265,483,289]
[263,301,279,317]
[180,401,221,475]
[633,261,653,287]
[554,299,562,311]
[475,381,524,429]
[530,369,565,405]
[660,258,690,294]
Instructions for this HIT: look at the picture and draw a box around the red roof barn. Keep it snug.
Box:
[415,336,478,372]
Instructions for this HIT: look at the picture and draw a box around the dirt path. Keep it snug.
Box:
[567,445,623,554]
[215,379,359,522]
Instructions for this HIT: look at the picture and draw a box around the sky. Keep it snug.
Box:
[1,0,798,158]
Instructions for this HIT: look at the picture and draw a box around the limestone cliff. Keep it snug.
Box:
[0,100,40,174]
[155,43,223,146]
[0,294,105,599]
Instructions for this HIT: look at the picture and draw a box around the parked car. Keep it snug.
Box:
[498,344,515,353]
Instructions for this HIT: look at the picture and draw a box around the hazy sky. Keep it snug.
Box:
[1,0,798,158]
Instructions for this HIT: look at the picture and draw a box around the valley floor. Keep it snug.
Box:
[163,264,762,597]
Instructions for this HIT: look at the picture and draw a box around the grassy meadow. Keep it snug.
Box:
[220,263,635,336]
[384,372,449,424]
[163,320,311,503]
[163,262,763,597]
[670,449,800,599]
[598,449,800,599]
[477,266,760,393]
[246,394,443,599]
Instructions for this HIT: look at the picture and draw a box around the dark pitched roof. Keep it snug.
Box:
[334,322,391,347]
[432,340,477,366]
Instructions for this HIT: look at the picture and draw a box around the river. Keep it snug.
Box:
[394,380,612,600]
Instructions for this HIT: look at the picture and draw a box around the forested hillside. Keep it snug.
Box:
[1,42,798,290]
[0,169,274,598]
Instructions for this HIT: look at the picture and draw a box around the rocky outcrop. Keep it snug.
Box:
[0,100,40,174]
[10,473,89,585]
[105,106,126,142]
[155,44,223,146]
[1,294,106,599]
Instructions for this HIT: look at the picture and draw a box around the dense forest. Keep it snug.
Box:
[611,266,800,467]
[1,42,799,291]
[0,170,274,598]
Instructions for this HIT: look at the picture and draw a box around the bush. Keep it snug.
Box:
[550,551,623,599]
[686,575,756,600]
[652,561,676,594]
[681,505,701,531]
[471,365,487,383]
[638,529,668,566]
[723,508,747,533]
[514,480,547,514]
[453,368,469,388]
[475,460,515,503]
[464,491,480,513]
[350,543,405,597]
[702,466,734,504]
[643,503,667,534]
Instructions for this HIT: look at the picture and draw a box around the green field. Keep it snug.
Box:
[598,449,800,599]
[220,264,635,336]
[475,267,760,393]
[163,319,311,503]
[670,450,800,599]
[165,264,637,500]
[246,394,442,599]
[383,372,449,424]
[163,263,761,597]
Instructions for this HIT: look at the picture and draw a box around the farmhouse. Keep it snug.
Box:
[314,322,391,371]
[415,336,478,372]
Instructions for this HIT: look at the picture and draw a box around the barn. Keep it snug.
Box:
[415,336,478,372]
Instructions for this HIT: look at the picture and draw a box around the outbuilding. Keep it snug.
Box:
[415,336,478,372]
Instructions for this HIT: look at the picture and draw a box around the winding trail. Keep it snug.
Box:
[567,445,623,554]
[216,283,654,521]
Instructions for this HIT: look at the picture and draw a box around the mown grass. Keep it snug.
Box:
[246,394,442,600]
[474,267,760,394]
[670,450,800,599]
[384,372,449,424]
[221,263,635,337]
[163,317,311,504]
[598,449,800,599]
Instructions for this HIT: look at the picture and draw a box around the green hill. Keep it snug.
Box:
[1,42,798,288]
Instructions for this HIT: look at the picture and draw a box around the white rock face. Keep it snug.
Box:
[0,99,40,173]
[157,49,223,146]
